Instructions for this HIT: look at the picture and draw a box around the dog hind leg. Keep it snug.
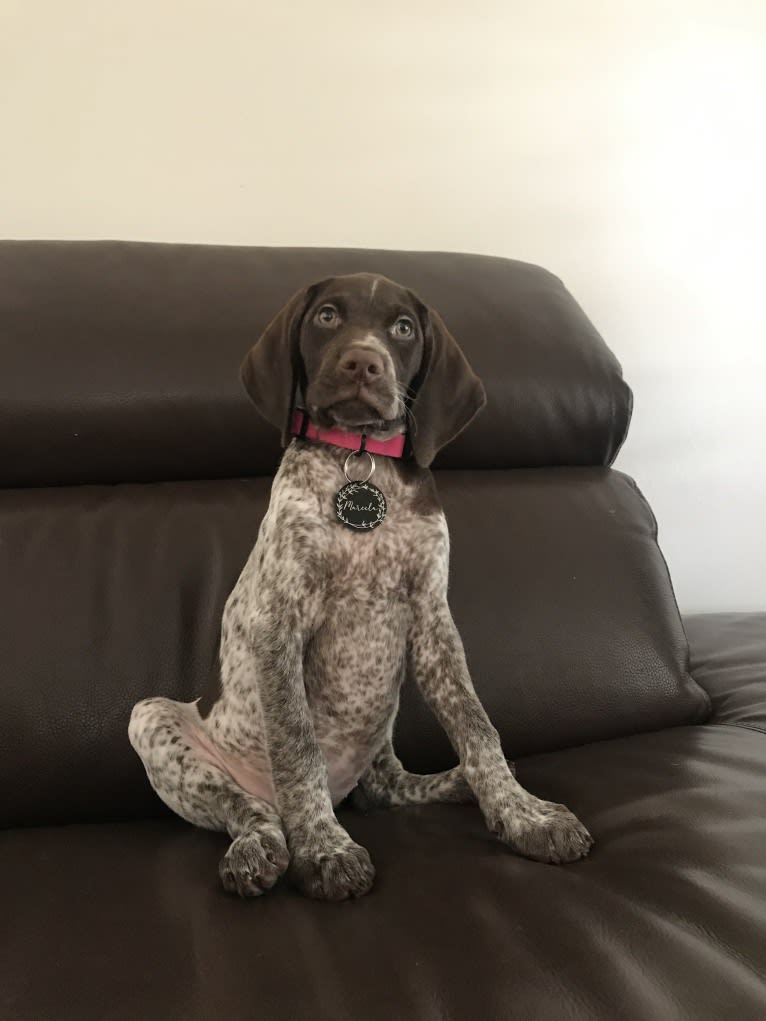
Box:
[129,696,289,896]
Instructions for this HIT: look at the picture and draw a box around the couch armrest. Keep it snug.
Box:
[685,612,766,732]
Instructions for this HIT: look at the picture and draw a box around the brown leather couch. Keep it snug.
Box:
[2,241,764,1021]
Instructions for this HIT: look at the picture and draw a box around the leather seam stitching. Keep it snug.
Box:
[714,720,766,737]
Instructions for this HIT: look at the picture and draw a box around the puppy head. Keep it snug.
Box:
[241,272,486,468]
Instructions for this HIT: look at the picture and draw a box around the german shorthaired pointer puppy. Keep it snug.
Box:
[129,273,593,900]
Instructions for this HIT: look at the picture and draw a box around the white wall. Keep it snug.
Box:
[2,1,764,612]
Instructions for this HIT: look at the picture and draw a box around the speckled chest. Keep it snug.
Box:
[243,442,446,748]
[274,440,446,608]
[207,440,447,778]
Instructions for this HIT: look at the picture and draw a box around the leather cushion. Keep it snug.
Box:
[686,612,766,731]
[1,724,764,1021]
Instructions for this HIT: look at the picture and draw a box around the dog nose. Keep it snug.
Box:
[339,348,385,383]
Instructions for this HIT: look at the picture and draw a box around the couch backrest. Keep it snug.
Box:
[0,242,707,829]
[0,241,631,487]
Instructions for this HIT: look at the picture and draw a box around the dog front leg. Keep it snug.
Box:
[408,598,593,864]
[251,611,375,900]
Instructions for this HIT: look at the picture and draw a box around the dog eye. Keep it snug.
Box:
[316,305,339,326]
[394,317,414,338]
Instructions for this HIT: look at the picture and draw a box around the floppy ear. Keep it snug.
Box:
[240,283,319,445]
[408,303,487,468]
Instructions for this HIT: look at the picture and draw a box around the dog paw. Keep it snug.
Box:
[493,799,593,865]
[289,841,375,901]
[219,827,290,897]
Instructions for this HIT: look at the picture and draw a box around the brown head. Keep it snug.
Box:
[240,272,486,468]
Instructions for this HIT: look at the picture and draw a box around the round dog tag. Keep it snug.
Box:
[335,481,387,530]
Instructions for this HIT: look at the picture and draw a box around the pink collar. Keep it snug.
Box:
[292,409,406,458]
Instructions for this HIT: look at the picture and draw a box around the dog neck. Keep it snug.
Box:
[291,409,406,459]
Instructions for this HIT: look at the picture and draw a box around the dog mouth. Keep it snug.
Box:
[311,386,400,432]
[330,396,384,424]
[322,397,388,431]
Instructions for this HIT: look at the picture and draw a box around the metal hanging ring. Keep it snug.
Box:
[343,449,375,484]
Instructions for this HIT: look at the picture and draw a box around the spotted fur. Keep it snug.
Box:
[129,273,593,902]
